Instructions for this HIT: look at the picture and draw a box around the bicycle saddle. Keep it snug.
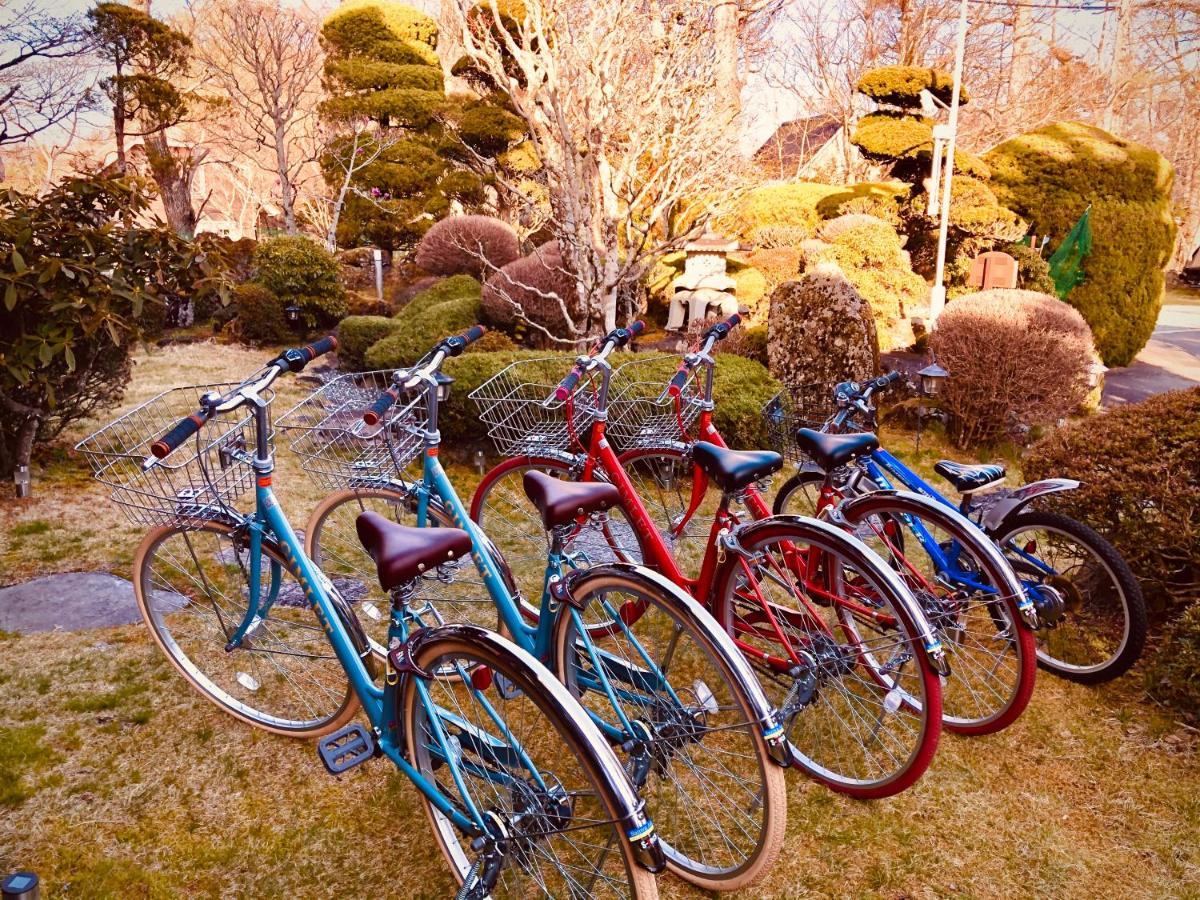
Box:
[523,470,620,530]
[691,442,782,493]
[934,460,1006,493]
[795,428,879,470]
[355,511,474,591]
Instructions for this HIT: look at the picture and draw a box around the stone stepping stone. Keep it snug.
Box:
[0,572,185,634]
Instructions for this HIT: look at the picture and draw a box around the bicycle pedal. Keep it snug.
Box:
[317,723,375,774]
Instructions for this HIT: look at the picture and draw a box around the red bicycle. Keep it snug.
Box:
[470,320,948,798]
[604,323,1035,736]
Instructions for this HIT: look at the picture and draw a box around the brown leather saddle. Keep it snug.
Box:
[355,511,474,592]
[522,469,621,530]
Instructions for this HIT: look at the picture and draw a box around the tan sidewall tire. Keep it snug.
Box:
[132,521,359,739]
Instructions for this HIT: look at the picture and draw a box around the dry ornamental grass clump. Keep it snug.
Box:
[414,215,521,280]
[931,289,1094,447]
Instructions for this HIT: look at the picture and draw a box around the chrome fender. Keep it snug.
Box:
[838,489,1039,629]
[401,622,667,873]
[561,562,791,768]
[728,514,953,678]
[979,478,1082,535]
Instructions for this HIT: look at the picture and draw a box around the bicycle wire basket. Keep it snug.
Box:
[763,389,834,463]
[469,357,603,457]
[607,355,705,450]
[276,370,428,493]
[76,383,274,527]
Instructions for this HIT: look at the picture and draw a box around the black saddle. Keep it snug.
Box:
[692,442,782,493]
[795,428,879,470]
[934,460,1006,493]
[355,511,474,592]
[523,470,620,530]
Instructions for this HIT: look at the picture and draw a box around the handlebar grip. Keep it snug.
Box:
[666,364,690,398]
[885,370,902,384]
[703,313,742,341]
[554,366,584,402]
[150,408,209,459]
[440,324,488,358]
[363,387,400,426]
[629,320,646,336]
[275,335,338,373]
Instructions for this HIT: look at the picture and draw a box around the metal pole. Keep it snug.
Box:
[372,248,384,304]
[929,0,970,327]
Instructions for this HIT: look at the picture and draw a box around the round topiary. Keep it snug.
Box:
[365,292,483,368]
[1023,386,1199,616]
[856,65,967,109]
[481,242,584,347]
[930,289,1095,447]
[338,315,401,369]
[984,121,1176,367]
[414,215,521,280]
[744,247,802,297]
[1002,242,1056,294]
[768,261,880,414]
[252,235,347,329]
[851,112,933,161]
[815,182,908,224]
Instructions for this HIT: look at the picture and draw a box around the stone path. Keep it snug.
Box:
[1102,293,1200,405]
[0,571,183,634]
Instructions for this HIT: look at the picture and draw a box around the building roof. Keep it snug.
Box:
[752,115,841,176]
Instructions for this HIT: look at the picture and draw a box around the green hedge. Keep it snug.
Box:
[856,65,966,108]
[851,113,933,161]
[984,122,1176,366]
[1022,386,1200,615]
[251,235,346,330]
[437,351,782,450]
[1145,601,1200,722]
[338,315,400,369]
[366,294,481,368]
[235,283,290,345]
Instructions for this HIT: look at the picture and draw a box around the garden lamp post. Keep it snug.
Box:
[929,0,971,328]
[284,303,302,328]
[915,360,950,455]
[1087,360,1108,391]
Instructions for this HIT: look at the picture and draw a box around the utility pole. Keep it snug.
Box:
[929,0,970,327]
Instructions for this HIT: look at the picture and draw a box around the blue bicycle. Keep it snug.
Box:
[285,326,790,892]
[79,338,663,899]
[769,373,1147,684]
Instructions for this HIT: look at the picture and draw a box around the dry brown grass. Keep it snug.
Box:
[1,340,1198,898]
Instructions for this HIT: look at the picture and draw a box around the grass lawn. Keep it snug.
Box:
[1,340,1198,898]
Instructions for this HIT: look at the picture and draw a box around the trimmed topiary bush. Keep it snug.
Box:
[931,289,1095,447]
[856,65,966,108]
[481,242,583,347]
[729,265,768,320]
[403,273,481,309]
[984,122,1176,366]
[743,248,801,298]
[235,282,291,345]
[851,113,933,162]
[467,329,517,352]
[414,215,521,279]
[719,181,843,247]
[1022,386,1200,615]
[338,315,400,369]
[1145,601,1200,721]
[251,235,347,329]
[1003,242,1056,294]
[768,262,879,414]
[365,293,482,368]
[815,182,907,225]
[803,217,927,351]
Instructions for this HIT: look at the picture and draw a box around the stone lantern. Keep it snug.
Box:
[666,227,740,331]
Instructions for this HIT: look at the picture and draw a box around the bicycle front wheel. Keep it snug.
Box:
[996,511,1146,683]
[713,518,943,798]
[553,567,787,891]
[133,520,357,737]
[404,629,659,899]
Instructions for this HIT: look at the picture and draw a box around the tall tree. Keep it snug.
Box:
[190,0,323,235]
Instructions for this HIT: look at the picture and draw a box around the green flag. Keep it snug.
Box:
[1047,205,1093,299]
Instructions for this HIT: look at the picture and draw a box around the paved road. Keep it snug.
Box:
[1102,292,1200,405]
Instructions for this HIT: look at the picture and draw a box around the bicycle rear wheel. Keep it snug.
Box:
[713,518,943,798]
[133,520,357,737]
[403,630,659,899]
[553,567,786,891]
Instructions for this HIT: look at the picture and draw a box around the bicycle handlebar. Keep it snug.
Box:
[667,314,742,397]
[552,321,645,401]
[150,336,338,460]
[361,325,488,425]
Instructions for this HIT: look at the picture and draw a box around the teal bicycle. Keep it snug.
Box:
[285,326,790,893]
[78,337,663,899]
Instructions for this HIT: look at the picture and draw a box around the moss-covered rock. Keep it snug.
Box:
[768,263,880,413]
[856,65,967,108]
[984,121,1176,366]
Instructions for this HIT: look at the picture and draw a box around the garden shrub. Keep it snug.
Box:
[1003,242,1056,294]
[851,112,933,161]
[984,121,1176,366]
[234,283,291,345]
[437,351,780,449]
[719,181,843,247]
[403,273,481,309]
[803,217,927,351]
[365,294,482,368]
[768,262,879,415]
[1145,601,1200,721]
[251,235,347,330]
[815,182,907,225]
[481,242,583,347]
[856,65,966,108]
[729,265,768,320]
[1022,386,1200,615]
[338,315,401,369]
[744,248,801,298]
[718,323,768,368]
[931,289,1094,447]
[414,214,521,279]
[466,329,517,352]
